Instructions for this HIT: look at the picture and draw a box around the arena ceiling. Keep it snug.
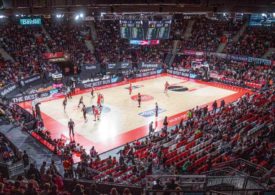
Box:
[1,0,275,15]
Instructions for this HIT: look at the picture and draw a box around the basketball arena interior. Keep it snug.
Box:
[0,0,274,194]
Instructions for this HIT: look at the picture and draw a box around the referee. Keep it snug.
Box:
[155,102,159,117]
[68,118,75,137]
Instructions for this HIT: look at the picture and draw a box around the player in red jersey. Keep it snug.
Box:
[97,93,101,107]
[97,93,104,110]
[164,81,169,94]
[92,105,100,121]
[129,83,132,95]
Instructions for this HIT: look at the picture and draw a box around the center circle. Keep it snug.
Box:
[131,94,154,102]
[86,106,111,114]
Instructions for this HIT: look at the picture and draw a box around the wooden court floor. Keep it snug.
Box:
[19,74,250,154]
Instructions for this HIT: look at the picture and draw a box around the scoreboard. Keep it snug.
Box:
[147,20,171,40]
[120,20,145,40]
[120,20,171,40]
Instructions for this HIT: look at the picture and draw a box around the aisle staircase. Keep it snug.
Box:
[89,20,97,41]
[232,21,248,43]
[219,21,248,53]
[184,20,195,40]
[216,42,227,53]
[85,40,95,53]
[165,40,180,66]
[0,48,14,62]
[263,47,275,59]
[40,24,52,52]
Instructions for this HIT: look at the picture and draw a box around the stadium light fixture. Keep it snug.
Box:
[56,14,64,18]
[79,13,84,18]
[262,13,267,17]
[75,15,79,20]
[273,13,275,17]
[0,15,6,19]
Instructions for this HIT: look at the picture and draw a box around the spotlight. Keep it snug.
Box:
[75,15,79,20]
[56,14,64,18]
[79,13,84,18]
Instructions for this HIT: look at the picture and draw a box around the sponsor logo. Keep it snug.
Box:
[141,62,160,68]
[108,63,116,69]
[131,94,154,102]
[138,107,166,118]
[0,84,17,96]
[24,75,40,84]
[125,85,144,90]
[83,79,112,88]
[85,65,97,70]
[121,63,130,69]
[86,106,111,114]
[168,85,189,92]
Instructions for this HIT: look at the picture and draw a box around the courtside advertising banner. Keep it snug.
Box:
[139,62,162,69]
[43,52,64,60]
[84,64,101,73]
[0,83,17,97]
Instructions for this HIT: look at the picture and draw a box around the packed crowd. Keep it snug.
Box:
[225,26,275,58]
[171,53,274,87]
[169,18,188,40]
[44,19,97,66]
[178,17,243,52]
[208,56,274,84]
[94,20,132,64]
[0,23,48,85]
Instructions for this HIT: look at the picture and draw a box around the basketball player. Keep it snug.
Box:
[149,121,154,137]
[63,97,67,111]
[82,104,87,122]
[155,102,159,117]
[129,83,132,95]
[91,87,95,98]
[68,118,75,137]
[78,96,84,108]
[92,105,100,121]
[97,93,101,108]
[97,93,104,110]
[137,93,141,108]
[164,81,169,94]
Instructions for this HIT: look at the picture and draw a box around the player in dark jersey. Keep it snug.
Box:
[155,102,159,117]
[78,96,84,108]
[138,93,141,108]
[91,87,94,98]
[63,97,67,111]
[82,104,87,122]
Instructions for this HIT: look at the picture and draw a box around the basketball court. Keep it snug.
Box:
[19,73,250,154]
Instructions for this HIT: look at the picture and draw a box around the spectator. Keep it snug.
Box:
[72,184,83,195]
[88,184,100,195]
[123,188,132,195]
[24,183,37,195]
[110,187,119,195]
